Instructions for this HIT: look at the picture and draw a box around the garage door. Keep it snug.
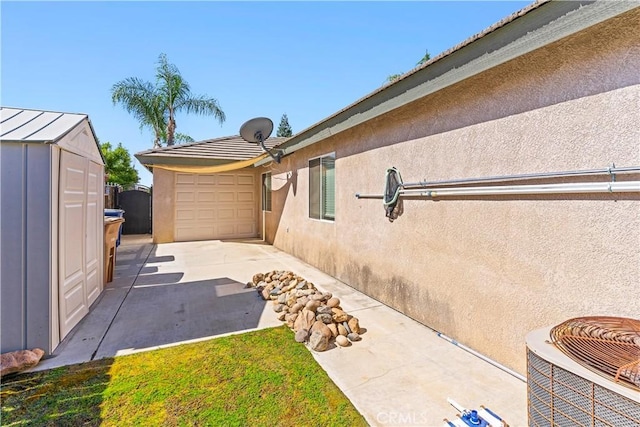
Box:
[174,172,258,242]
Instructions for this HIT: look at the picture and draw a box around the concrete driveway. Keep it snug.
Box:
[35,235,527,426]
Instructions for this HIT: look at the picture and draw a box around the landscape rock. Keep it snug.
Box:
[0,348,45,378]
[294,309,316,332]
[310,293,325,301]
[290,303,304,314]
[343,321,352,334]
[335,335,350,347]
[285,313,298,328]
[337,323,348,336]
[326,297,340,308]
[311,320,332,339]
[309,330,329,352]
[331,308,349,323]
[305,300,321,312]
[348,317,361,334]
[247,269,365,351]
[316,305,333,315]
[270,287,282,296]
[327,323,338,337]
[295,329,309,343]
[347,333,361,342]
[316,313,333,324]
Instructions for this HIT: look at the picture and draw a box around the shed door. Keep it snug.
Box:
[58,151,102,338]
[174,172,257,242]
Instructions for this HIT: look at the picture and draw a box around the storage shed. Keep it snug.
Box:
[1,107,105,354]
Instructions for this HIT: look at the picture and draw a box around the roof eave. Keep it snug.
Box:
[135,154,243,168]
[256,0,636,166]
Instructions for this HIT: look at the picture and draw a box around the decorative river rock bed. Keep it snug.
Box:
[247,271,364,352]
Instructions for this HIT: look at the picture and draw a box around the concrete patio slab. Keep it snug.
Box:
[31,235,527,426]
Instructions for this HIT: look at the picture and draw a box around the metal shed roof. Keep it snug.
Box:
[0,107,88,143]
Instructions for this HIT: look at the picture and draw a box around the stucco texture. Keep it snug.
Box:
[264,10,640,374]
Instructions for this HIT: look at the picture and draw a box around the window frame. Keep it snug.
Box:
[308,152,335,222]
[261,172,272,212]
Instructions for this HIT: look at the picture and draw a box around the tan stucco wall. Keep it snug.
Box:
[265,11,640,374]
[152,168,176,243]
[152,166,265,243]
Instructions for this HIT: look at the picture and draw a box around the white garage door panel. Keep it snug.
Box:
[198,209,215,220]
[217,175,235,185]
[176,191,195,202]
[237,192,254,202]
[176,174,195,184]
[198,192,215,202]
[198,175,215,184]
[174,172,258,242]
[237,223,255,234]
[218,192,235,202]
[237,175,254,185]
[238,208,255,219]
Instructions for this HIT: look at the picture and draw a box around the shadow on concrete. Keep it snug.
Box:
[145,255,176,264]
[133,272,185,286]
[93,277,267,358]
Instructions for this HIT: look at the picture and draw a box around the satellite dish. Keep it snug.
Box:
[240,117,273,143]
[239,117,281,163]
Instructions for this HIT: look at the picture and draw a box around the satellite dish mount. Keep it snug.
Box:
[239,117,281,163]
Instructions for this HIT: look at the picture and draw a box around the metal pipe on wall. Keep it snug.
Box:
[400,166,640,189]
[355,181,640,200]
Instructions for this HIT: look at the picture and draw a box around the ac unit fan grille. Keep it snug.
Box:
[527,350,640,427]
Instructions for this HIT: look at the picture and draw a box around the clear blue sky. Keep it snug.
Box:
[2,1,529,186]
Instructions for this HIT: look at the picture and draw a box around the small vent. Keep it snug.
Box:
[527,350,640,427]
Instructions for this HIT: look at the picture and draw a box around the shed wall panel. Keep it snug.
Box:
[25,145,52,350]
[1,143,27,353]
[0,143,51,353]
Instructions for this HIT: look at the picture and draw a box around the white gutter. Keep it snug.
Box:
[355,181,640,200]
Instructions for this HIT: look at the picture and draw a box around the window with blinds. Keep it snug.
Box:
[262,172,272,212]
[309,153,335,221]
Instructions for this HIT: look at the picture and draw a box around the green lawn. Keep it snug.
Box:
[1,326,366,426]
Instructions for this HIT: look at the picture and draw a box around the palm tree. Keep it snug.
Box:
[111,53,225,147]
[111,78,166,148]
